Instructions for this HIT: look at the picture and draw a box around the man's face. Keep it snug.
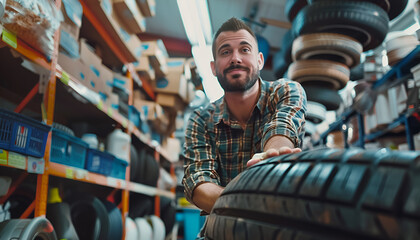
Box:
[211,29,264,92]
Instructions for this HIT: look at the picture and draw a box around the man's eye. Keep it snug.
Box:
[221,50,230,55]
[242,48,250,53]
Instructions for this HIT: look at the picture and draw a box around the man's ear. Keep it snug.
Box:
[258,52,265,70]
[210,61,216,76]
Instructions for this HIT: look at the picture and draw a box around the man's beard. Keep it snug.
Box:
[217,65,259,92]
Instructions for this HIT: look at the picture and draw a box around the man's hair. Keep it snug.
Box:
[212,17,257,59]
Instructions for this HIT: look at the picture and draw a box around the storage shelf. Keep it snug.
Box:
[0,149,174,198]
[317,46,420,147]
[79,0,155,100]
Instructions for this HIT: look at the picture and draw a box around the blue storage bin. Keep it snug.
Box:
[51,129,88,168]
[85,148,114,176]
[110,158,128,179]
[0,109,51,158]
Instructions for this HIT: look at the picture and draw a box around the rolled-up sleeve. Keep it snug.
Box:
[182,109,220,203]
[262,80,307,148]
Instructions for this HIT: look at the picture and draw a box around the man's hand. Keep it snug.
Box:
[247,146,301,167]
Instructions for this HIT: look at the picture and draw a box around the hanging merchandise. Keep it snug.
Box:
[106,128,130,163]
[46,188,79,240]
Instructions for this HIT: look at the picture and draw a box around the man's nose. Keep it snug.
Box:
[230,51,242,64]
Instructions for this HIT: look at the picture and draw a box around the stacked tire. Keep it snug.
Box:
[206,148,420,239]
[274,0,409,146]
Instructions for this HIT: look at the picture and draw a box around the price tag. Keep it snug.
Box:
[65,168,74,179]
[27,157,45,174]
[2,29,17,49]
[107,108,113,118]
[122,119,128,128]
[107,177,117,187]
[8,152,26,169]
[0,149,7,165]
[97,100,104,111]
[60,71,70,85]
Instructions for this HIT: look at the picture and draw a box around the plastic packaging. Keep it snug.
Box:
[82,133,99,149]
[0,0,5,18]
[1,0,62,58]
[106,128,130,163]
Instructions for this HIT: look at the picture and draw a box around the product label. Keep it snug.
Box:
[2,29,17,49]
[97,100,104,111]
[8,152,26,169]
[0,149,7,165]
[66,168,74,179]
[27,157,44,174]
[60,71,70,85]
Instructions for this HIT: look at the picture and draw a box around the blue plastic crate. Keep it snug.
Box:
[85,148,114,176]
[51,129,88,168]
[0,109,51,158]
[110,158,128,179]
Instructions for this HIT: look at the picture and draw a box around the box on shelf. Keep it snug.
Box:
[154,72,188,101]
[156,93,187,112]
[110,157,128,179]
[136,0,156,17]
[59,0,83,58]
[58,52,86,81]
[141,40,169,76]
[134,56,155,82]
[113,72,132,96]
[79,39,102,68]
[113,0,146,34]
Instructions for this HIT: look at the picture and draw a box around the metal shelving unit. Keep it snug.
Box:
[0,1,175,238]
[316,45,420,150]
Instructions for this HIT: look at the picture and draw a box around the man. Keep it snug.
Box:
[182,17,306,214]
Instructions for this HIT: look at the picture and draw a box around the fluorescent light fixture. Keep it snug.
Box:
[178,0,224,101]
[192,45,224,102]
[177,0,206,46]
[195,0,213,44]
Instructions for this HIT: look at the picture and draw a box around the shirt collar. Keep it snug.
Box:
[214,78,267,126]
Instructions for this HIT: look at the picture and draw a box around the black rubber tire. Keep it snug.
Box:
[129,193,154,219]
[285,0,308,22]
[101,200,123,240]
[139,153,160,187]
[0,217,58,240]
[301,83,342,110]
[292,1,389,51]
[129,144,139,182]
[52,122,75,136]
[206,148,420,240]
[388,0,409,20]
[159,196,177,236]
[273,30,295,79]
[66,194,109,240]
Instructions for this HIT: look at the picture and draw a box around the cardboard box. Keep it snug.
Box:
[133,99,162,120]
[136,0,156,17]
[59,0,83,58]
[156,93,186,112]
[113,72,132,96]
[79,39,102,67]
[134,56,155,82]
[58,52,86,81]
[154,72,188,101]
[141,40,169,76]
[113,0,146,34]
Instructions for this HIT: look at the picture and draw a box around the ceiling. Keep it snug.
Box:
[141,0,290,57]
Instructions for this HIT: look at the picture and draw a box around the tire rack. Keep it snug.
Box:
[0,0,176,238]
[316,45,420,150]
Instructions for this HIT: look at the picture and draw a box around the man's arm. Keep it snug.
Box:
[192,182,224,213]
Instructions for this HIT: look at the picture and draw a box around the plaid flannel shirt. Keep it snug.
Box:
[182,78,306,203]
